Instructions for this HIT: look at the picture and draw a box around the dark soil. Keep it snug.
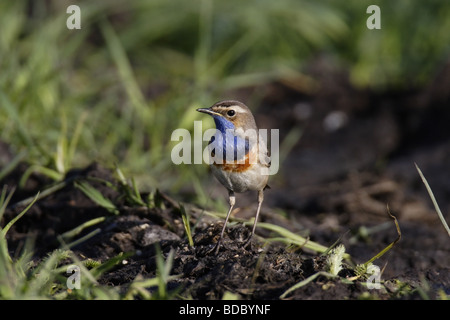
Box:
[1,62,449,300]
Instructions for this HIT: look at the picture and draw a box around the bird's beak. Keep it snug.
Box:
[196,108,221,117]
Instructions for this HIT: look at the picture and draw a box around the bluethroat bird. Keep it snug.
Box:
[197,100,270,254]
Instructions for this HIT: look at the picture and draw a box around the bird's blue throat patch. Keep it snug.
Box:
[213,115,234,133]
[210,115,249,161]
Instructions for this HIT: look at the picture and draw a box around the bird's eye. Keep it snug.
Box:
[227,110,236,117]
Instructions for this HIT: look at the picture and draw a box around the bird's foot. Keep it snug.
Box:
[242,236,253,251]
[207,239,225,255]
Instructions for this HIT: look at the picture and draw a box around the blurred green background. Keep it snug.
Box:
[0,0,449,201]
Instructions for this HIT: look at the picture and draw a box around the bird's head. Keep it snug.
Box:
[196,100,257,134]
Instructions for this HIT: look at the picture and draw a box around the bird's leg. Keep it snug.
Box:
[213,190,235,255]
[243,189,264,249]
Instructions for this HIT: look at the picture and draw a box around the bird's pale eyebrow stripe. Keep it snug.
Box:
[228,105,247,113]
[216,105,247,114]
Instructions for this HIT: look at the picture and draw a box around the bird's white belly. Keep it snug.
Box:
[210,164,268,193]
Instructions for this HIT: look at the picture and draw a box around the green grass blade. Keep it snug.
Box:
[1,191,39,237]
[90,252,133,279]
[415,163,450,237]
[61,228,102,249]
[19,165,63,188]
[280,271,336,299]
[75,181,119,215]
[155,245,175,299]
[124,274,180,300]
[9,180,68,211]
[67,111,88,170]
[180,204,194,247]
[0,150,27,182]
[0,89,33,149]
[0,186,15,221]
[99,19,149,116]
[363,206,401,266]
[60,217,106,241]
[252,222,338,256]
